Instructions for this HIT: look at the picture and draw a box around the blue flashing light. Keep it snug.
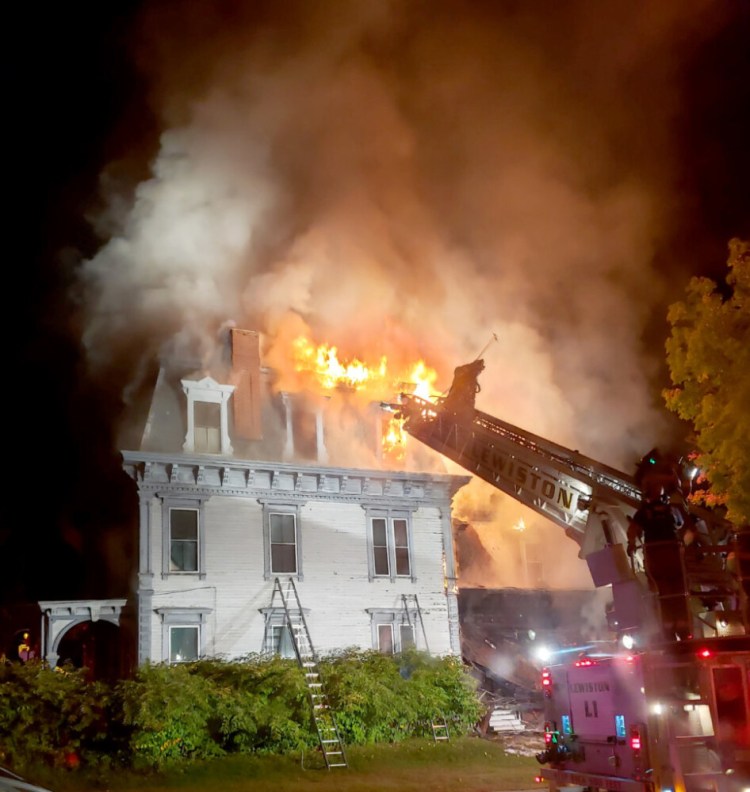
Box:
[615,715,626,739]
[561,715,571,735]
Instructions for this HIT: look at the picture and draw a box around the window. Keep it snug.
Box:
[268,624,296,659]
[372,518,390,575]
[261,502,303,580]
[367,609,419,653]
[193,402,221,453]
[400,624,415,651]
[180,376,235,455]
[156,607,211,664]
[270,513,297,574]
[378,624,394,654]
[170,508,199,572]
[260,607,309,658]
[170,626,199,663]
[394,519,410,576]
[366,510,415,582]
[162,499,206,579]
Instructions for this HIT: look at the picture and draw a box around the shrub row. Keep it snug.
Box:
[0,649,484,772]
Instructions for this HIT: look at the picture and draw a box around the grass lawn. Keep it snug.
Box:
[34,736,540,792]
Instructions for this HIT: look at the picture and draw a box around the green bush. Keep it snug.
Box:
[0,651,483,772]
[0,659,112,770]
[320,649,483,744]
[114,662,226,768]
[187,655,314,755]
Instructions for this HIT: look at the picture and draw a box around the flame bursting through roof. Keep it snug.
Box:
[290,335,440,459]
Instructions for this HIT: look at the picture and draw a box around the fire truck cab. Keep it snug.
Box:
[394,360,750,792]
[538,638,749,792]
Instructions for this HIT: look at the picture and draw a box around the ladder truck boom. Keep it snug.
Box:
[398,392,642,547]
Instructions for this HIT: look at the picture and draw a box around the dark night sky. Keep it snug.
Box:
[5,1,750,606]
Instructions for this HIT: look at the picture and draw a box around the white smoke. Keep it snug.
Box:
[76,0,731,585]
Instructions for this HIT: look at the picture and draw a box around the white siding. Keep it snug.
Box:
[147,495,456,660]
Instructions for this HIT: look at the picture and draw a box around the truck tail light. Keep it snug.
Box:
[629,724,642,754]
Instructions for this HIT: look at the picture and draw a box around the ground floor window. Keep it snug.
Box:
[170,625,199,663]
[378,624,394,654]
[259,606,310,659]
[155,607,211,664]
[368,607,419,654]
[267,623,296,659]
[400,623,416,651]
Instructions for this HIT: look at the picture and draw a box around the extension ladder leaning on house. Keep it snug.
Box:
[270,578,348,769]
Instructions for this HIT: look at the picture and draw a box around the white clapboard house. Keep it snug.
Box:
[106,327,469,667]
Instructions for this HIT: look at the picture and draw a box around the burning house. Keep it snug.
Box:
[34,326,470,673]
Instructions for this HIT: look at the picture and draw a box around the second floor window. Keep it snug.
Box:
[262,501,304,580]
[270,513,297,574]
[368,512,413,581]
[170,508,199,572]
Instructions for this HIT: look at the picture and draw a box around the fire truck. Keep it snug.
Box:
[394,360,750,792]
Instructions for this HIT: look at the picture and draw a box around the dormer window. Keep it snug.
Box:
[181,376,235,455]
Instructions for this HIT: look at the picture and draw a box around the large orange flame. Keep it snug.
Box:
[290,335,440,459]
[291,336,439,398]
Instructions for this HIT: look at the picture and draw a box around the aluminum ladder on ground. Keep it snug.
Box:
[431,716,450,742]
[271,577,348,769]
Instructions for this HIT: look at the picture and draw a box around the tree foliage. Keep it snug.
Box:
[664,238,750,524]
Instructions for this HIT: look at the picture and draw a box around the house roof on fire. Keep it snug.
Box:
[118,325,470,496]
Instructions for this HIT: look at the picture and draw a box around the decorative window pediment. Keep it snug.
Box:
[181,376,235,455]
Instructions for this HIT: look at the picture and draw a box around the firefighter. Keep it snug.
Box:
[442,358,485,413]
[627,483,691,640]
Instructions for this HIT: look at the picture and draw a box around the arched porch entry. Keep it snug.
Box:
[39,599,129,680]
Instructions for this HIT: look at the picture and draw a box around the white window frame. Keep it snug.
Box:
[181,376,235,455]
[259,606,311,658]
[161,498,206,579]
[260,501,304,581]
[156,607,211,664]
[169,625,200,663]
[367,608,419,653]
[365,508,416,582]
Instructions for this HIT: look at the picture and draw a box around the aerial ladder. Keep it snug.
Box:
[392,359,747,644]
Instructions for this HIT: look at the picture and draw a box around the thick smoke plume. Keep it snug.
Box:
[78,0,729,588]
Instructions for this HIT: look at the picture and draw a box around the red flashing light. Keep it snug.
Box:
[534,775,544,784]
[544,722,552,745]
[542,669,552,686]
[697,648,712,659]
[574,658,595,667]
